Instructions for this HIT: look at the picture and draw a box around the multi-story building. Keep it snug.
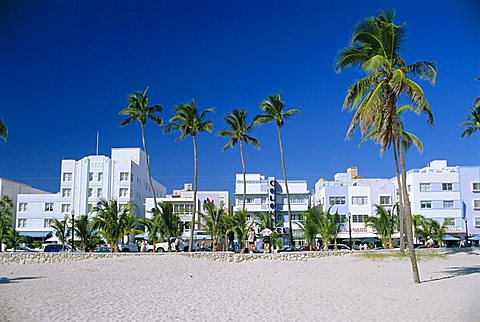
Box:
[234,174,309,247]
[145,183,229,239]
[312,167,396,241]
[395,160,480,239]
[16,148,166,238]
[0,178,47,226]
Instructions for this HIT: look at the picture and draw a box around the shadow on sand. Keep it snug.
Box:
[0,276,41,284]
[422,265,480,283]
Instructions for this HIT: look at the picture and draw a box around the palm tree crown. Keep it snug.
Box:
[255,93,300,127]
[119,87,163,128]
[164,100,214,140]
[0,118,7,141]
[460,103,480,138]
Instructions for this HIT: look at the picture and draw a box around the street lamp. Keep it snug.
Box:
[465,216,469,245]
[71,210,75,251]
[348,212,352,250]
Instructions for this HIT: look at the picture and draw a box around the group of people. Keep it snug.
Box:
[247,227,273,254]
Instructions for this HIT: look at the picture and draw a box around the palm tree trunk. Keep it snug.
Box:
[141,124,158,211]
[277,126,294,248]
[239,140,247,212]
[398,142,421,284]
[393,140,405,254]
[189,135,198,252]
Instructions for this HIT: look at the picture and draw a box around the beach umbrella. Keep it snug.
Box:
[442,235,460,241]
[361,237,381,244]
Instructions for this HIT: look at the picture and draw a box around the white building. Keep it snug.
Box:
[16,148,166,238]
[0,178,47,226]
[145,183,229,239]
[234,174,309,247]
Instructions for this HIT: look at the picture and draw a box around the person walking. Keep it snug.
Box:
[260,227,273,254]
[140,240,147,253]
[247,228,255,254]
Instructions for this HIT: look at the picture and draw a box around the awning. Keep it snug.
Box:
[361,237,381,244]
[467,235,480,241]
[442,234,460,241]
[18,231,51,238]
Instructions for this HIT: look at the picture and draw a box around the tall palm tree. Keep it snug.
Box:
[0,118,7,141]
[50,215,70,251]
[335,10,437,284]
[218,109,260,212]
[0,196,13,252]
[430,218,455,247]
[198,203,226,251]
[119,87,163,210]
[365,205,397,249]
[298,208,322,250]
[225,210,252,253]
[74,215,96,252]
[165,100,214,251]
[150,202,181,252]
[359,105,424,253]
[92,198,136,252]
[254,93,300,247]
[460,77,480,138]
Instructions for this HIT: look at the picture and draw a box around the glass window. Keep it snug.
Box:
[61,204,70,213]
[352,214,368,223]
[442,183,453,191]
[420,201,432,209]
[120,172,129,181]
[63,172,72,181]
[18,219,27,228]
[19,203,27,211]
[45,203,54,212]
[98,173,103,182]
[475,217,480,228]
[119,188,128,197]
[379,196,391,205]
[88,188,93,197]
[245,197,254,204]
[419,183,431,192]
[62,188,71,198]
[444,217,455,226]
[472,182,480,191]
[329,196,346,205]
[89,172,94,181]
[352,196,368,205]
[443,200,454,208]
[97,188,102,197]
[44,219,52,228]
[473,200,480,210]
[88,203,94,213]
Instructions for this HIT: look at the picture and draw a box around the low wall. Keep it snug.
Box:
[0,252,144,265]
[187,251,352,263]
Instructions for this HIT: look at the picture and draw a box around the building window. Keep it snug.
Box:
[443,200,454,209]
[379,196,392,206]
[119,188,128,197]
[45,203,54,212]
[62,188,71,198]
[61,204,70,213]
[420,201,432,209]
[352,196,368,205]
[419,183,431,192]
[63,172,72,182]
[245,197,254,204]
[88,203,94,213]
[119,203,126,212]
[97,188,102,197]
[120,172,129,181]
[442,183,453,191]
[19,203,27,211]
[352,214,368,223]
[291,213,303,221]
[18,219,27,228]
[98,172,103,181]
[329,196,346,205]
[89,172,94,181]
[407,185,411,193]
[475,217,480,228]
[290,196,305,204]
[88,188,93,197]
[444,218,455,226]
[472,182,480,192]
[44,219,52,228]
[473,200,480,210]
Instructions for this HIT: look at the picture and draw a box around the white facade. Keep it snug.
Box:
[145,183,229,239]
[234,174,309,247]
[0,178,47,226]
[16,148,166,237]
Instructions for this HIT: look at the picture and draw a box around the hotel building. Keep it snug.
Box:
[15,148,166,238]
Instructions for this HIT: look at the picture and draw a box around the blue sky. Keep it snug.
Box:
[1,0,479,194]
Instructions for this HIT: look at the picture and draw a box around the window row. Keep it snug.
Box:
[419,182,454,192]
[88,188,103,198]
[88,172,104,182]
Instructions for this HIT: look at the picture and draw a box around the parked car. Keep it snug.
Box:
[321,244,351,251]
[44,244,73,252]
[94,244,111,253]
[146,237,189,252]
[118,243,139,252]
[7,245,34,252]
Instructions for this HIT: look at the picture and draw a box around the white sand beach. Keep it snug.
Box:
[0,250,479,321]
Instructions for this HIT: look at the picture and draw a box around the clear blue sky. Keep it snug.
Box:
[1,0,479,194]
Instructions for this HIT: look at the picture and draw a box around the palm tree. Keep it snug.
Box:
[218,109,260,212]
[365,205,397,249]
[74,215,96,252]
[0,118,7,141]
[165,100,214,251]
[0,196,13,252]
[50,215,70,251]
[139,209,163,251]
[92,198,137,252]
[5,228,26,251]
[254,93,300,247]
[151,202,181,252]
[298,208,322,250]
[254,212,284,250]
[412,214,433,244]
[119,87,163,210]
[460,77,480,138]
[198,203,226,251]
[225,210,251,253]
[430,218,455,247]
[335,10,437,284]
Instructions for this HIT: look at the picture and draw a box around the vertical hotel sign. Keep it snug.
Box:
[268,177,276,217]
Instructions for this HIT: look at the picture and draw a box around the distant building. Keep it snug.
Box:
[145,183,229,240]
[15,148,166,238]
[234,174,310,247]
[0,178,47,227]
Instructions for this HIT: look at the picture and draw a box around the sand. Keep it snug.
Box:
[0,250,479,321]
